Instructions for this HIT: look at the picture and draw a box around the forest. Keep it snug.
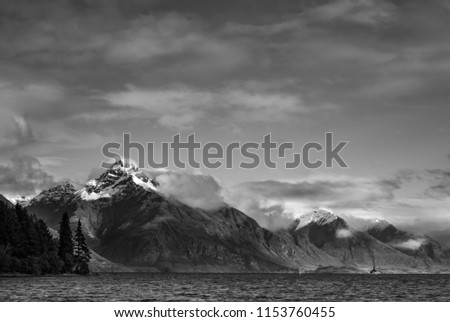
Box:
[0,200,90,275]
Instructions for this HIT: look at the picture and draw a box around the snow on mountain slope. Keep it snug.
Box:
[25,162,333,272]
[288,211,423,271]
[291,209,339,230]
[1,194,33,206]
[77,160,158,201]
[0,194,15,208]
[30,182,77,204]
[366,219,449,264]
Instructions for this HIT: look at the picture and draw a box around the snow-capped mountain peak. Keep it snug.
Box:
[31,181,76,202]
[77,161,159,201]
[3,194,33,206]
[367,218,394,231]
[293,209,339,230]
[110,159,140,173]
[17,181,76,208]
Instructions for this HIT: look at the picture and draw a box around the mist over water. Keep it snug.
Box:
[1,273,449,301]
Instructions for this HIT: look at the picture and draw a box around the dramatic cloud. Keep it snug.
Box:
[155,171,225,210]
[0,155,58,196]
[0,0,450,235]
[101,83,308,129]
[229,175,405,231]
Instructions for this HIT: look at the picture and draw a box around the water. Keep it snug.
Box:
[1,273,449,301]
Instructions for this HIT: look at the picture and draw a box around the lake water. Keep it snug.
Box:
[1,273,449,301]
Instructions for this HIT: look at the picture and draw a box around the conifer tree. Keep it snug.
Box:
[58,212,74,272]
[73,219,91,275]
[0,200,62,274]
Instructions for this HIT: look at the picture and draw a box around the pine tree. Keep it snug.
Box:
[0,200,62,274]
[73,219,91,275]
[58,212,74,272]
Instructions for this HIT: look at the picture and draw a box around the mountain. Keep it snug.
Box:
[0,194,14,209]
[366,219,449,265]
[24,161,341,272]
[287,210,423,272]
[25,182,79,230]
[427,228,450,248]
[46,227,133,273]
[20,162,450,273]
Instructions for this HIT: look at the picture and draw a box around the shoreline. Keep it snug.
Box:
[2,271,450,277]
[0,273,88,278]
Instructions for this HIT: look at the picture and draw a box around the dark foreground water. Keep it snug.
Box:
[1,273,449,301]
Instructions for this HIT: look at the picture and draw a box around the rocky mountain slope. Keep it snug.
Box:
[15,161,450,273]
[0,194,14,208]
[22,161,338,272]
[287,210,425,272]
[366,219,449,266]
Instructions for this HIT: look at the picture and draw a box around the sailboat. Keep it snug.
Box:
[369,267,380,274]
[369,255,381,275]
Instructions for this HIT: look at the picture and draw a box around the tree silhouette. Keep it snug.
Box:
[0,200,62,274]
[57,212,74,272]
[73,219,91,275]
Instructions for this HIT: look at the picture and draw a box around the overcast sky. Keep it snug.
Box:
[1,0,450,233]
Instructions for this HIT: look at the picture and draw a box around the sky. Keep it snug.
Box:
[0,0,450,235]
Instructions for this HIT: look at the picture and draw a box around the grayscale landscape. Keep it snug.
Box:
[1,0,450,302]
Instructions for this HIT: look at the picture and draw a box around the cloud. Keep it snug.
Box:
[0,81,64,115]
[228,175,405,231]
[237,177,401,206]
[422,169,450,197]
[12,116,35,144]
[0,115,35,150]
[0,155,58,196]
[101,85,211,128]
[0,2,249,75]
[106,13,247,69]
[85,158,224,210]
[35,156,68,168]
[0,79,126,159]
[102,83,308,129]
[0,0,117,67]
[340,214,383,230]
[227,193,294,231]
[223,19,300,36]
[2,0,448,133]
[154,171,225,210]
[306,0,396,26]
[336,228,353,238]
[106,13,195,63]
[0,0,450,237]
[394,238,426,251]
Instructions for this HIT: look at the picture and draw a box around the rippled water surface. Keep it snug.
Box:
[1,273,449,301]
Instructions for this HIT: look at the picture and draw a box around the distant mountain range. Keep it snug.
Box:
[3,160,450,273]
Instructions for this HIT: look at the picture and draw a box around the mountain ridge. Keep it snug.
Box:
[13,162,450,273]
